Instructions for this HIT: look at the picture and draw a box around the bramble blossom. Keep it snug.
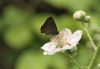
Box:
[41,28,82,55]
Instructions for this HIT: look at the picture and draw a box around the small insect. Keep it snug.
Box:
[41,17,59,35]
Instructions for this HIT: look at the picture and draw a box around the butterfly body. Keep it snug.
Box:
[41,17,59,35]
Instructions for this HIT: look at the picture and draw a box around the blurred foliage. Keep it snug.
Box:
[0,0,100,69]
[45,0,94,11]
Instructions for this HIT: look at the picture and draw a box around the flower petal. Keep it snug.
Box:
[62,45,74,51]
[59,28,72,39]
[54,44,74,52]
[68,30,82,46]
[41,42,58,55]
[41,42,57,51]
[43,51,56,55]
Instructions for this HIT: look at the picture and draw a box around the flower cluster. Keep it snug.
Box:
[73,10,91,23]
[41,28,82,55]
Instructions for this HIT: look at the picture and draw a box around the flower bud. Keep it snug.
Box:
[73,10,86,21]
[84,15,91,23]
[68,46,77,56]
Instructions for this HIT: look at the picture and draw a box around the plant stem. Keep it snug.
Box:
[63,52,83,69]
[81,23,97,51]
[88,43,100,69]
[81,21,99,69]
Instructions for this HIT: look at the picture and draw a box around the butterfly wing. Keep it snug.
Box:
[41,17,59,35]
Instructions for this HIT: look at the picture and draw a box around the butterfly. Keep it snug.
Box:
[41,17,59,35]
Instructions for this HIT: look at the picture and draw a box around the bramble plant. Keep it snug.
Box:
[41,10,100,69]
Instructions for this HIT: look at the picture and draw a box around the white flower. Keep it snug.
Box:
[41,28,82,55]
[73,10,86,21]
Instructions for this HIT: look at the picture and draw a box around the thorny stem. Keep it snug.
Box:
[63,52,83,69]
[81,22,97,51]
[87,42,100,69]
[81,21,99,69]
